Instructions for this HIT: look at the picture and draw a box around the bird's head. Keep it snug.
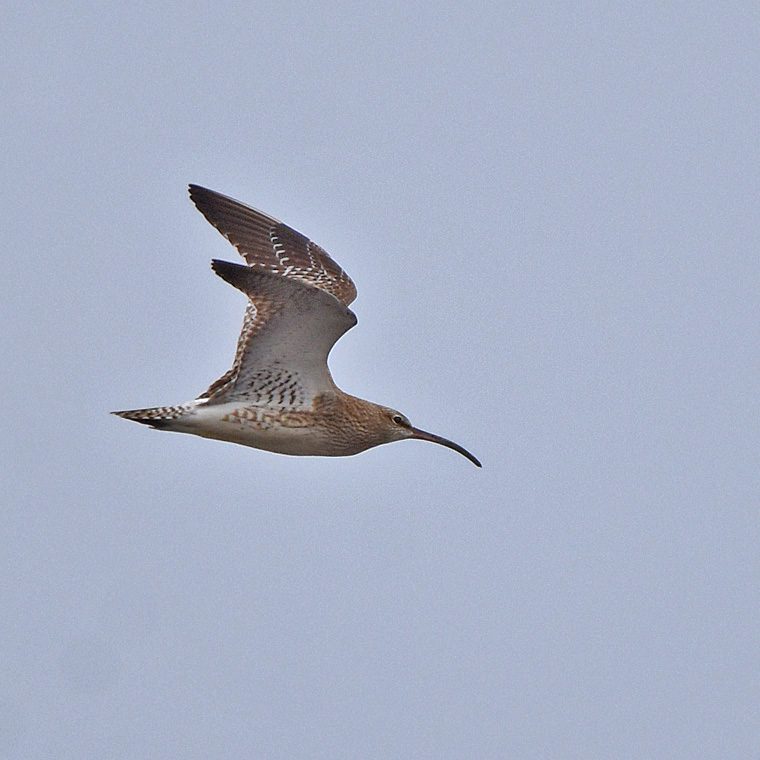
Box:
[376,406,482,467]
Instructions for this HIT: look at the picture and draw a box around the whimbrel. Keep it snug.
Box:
[113,186,481,467]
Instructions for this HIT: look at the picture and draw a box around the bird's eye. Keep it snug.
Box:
[392,415,404,425]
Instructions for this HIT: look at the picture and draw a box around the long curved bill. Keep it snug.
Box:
[410,427,482,468]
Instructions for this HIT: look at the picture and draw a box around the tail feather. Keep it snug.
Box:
[111,404,192,429]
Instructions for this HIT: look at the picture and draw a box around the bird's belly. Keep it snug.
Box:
[175,403,337,456]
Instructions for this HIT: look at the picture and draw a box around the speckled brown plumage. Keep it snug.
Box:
[189,184,357,306]
[113,186,481,467]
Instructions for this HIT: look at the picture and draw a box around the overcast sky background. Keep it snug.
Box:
[2,3,758,758]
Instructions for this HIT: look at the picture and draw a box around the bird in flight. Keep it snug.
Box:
[113,186,481,467]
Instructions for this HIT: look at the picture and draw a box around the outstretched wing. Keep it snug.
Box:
[199,260,357,406]
[189,185,357,306]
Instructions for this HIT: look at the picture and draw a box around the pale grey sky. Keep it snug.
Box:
[2,2,758,758]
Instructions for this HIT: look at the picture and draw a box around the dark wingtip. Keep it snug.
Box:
[210,258,248,287]
[188,184,217,213]
[188,183,208,198]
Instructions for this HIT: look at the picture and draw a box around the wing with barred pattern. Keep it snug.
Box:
[198,260,357,405]
[189,185,357,306]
